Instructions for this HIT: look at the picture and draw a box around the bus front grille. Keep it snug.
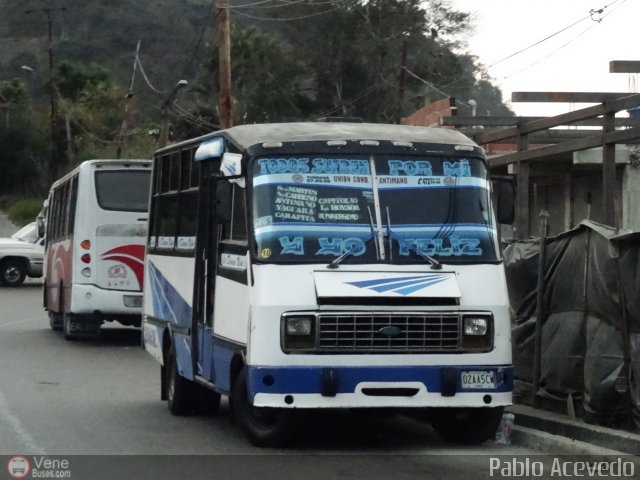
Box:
[317,314,460,353]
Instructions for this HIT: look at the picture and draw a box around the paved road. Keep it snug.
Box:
[0,282,550,478]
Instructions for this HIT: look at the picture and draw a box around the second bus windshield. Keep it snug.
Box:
[252,154,497,264]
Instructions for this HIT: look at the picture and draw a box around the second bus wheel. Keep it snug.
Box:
[166,343,195,415]
[194,384,221,416]
[232,367,295,447]
[429,406,504,445]
[49,311,63,331]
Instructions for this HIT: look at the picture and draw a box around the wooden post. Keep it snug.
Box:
[397,38,408,124]
[531,209,549,407]
[516,133,530,238]
[217,0,233,129]
[603,111,616,228]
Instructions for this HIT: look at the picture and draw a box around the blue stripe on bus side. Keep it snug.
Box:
[173,332,194,380]
[247,365,513,398]
[148,261,192,328]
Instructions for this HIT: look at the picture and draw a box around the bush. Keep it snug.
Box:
[6,198,44,226]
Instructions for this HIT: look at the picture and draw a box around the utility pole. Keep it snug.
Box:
[217,0,233,129]
[397,37,408,124]
[116,40,141,158]
[26,5,66,182]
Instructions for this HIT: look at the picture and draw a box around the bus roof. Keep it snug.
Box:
[49,159,151,191]
[157,122,479,154]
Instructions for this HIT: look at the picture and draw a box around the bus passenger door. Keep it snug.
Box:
[193,174,220,384]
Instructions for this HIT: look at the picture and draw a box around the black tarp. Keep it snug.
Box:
[504,221,640,429]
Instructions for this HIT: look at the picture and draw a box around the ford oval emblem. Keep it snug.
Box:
[379,325,402,337]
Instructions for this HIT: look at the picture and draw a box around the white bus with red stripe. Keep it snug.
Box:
[44,159,151,339]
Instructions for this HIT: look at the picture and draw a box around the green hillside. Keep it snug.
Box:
[0,0,512,194]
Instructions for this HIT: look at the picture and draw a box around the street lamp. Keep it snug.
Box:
[159,79,188,147]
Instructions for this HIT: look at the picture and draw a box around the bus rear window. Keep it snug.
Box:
[95,170,151,212]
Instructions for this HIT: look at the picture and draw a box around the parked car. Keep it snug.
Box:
[0,222,45,286]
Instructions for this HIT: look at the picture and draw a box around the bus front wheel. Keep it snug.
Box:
[429,406,503,445]
[166,343,194,415]
[194,385,221,416]
[232,367,295,447]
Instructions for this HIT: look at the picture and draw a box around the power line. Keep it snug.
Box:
[227,0,336,8]
[135,55,164,95]
[180,0,218,77]
[497,0,627,81]
[440,0,625,93]
[500,25,595,82]
[232,6,339,21]
[314,78,390,119]
[487,0,623,69]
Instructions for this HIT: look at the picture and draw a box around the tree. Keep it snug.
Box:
[54,60,126,166]
[0,112,48,194]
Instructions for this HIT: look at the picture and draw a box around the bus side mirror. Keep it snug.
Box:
[494,178,515,225]
[36,217,45,239]
[220,152,245,188]
[214,180,232,224]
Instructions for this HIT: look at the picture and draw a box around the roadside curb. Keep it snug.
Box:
[511,425,632,456]
[507,405,640,456]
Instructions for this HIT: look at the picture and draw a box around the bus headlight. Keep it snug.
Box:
[464,317,488,335]
[462,315,493,351]
[286,316,313,336]
[282,314,315,352]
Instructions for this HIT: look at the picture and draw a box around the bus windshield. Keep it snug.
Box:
[95,170,151,212]
[252,154,498,264]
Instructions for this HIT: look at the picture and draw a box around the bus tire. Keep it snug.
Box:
[63,313,77,341]
[49,312,63,331]
[232,367,294,447]
[194,385,221,416]
[429,406,504,445]
[0,259,26,287]
[166,343,194,415]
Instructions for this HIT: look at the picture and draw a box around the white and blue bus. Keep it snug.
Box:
[142,122,515,446]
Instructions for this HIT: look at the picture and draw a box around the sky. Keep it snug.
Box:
[449,0,639,116]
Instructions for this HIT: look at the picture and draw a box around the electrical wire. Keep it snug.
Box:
[135,56,164,95]
[313,78,390,119]
[232,6,339,21]
[497,0,627,81]
[487,0,623,69]
[227,0,337,8]
[180,0,217,77]
[440,0,626,92]
[499,25,595,82]
[401,66,465,105]
[172,102,221,130]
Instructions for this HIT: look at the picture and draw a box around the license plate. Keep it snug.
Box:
[461,370,496,389]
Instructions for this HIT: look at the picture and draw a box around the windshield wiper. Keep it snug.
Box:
[385,206,442,270]
[326,232,377,269]
[327,206,378,269]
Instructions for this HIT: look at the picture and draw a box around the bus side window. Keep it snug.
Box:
[156,195,178,249]
[68,177,78,235]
